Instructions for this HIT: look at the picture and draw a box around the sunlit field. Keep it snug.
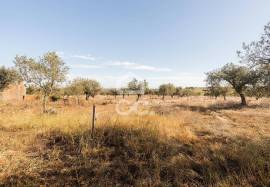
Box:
[0,95,269,186]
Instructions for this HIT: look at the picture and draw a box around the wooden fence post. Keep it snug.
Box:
[91,105,96,138]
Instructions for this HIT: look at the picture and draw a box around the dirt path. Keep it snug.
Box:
[208,111,240,137]
[205,109,270,140]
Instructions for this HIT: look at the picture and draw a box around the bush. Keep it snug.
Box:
[50,95,61,102]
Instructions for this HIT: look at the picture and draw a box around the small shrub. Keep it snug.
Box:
[50,95,61,102]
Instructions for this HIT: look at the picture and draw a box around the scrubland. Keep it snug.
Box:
[0,96,269,186]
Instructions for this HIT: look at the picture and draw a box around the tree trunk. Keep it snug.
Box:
[239,93,247,106]
[223,95,226,100]
[162,95,165,100]
[42,95,48,113]
[137,94,141,101]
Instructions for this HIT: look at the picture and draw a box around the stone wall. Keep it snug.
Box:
[0,82,26,102]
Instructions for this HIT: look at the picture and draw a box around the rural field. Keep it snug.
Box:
[0,96,269,186]
[1,1,270,186]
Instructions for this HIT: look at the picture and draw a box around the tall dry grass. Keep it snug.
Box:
[0,96,269,186]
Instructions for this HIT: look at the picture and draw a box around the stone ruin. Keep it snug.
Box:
[0,82,26,102]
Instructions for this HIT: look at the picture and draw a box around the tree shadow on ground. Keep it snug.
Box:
[170,102,270,114]
[2,127,269,186]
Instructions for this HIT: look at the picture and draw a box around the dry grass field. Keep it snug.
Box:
[0,96,269,186]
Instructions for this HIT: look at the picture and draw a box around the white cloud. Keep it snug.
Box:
[56,51,65,58]
[110,61,136,66]
[56,52,97,61]
[109,61,172,72]
[129,65,171,72]
[71,54,96,61]
[70,64,102,69]
[57,51,172,72]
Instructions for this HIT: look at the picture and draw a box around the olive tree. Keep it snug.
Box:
[219,87,229,100]
[205,71,229,100]
[238,22,270,96]
[14,52,68,112]
[0,66,22,91]
[204,86,221,99]
[142,80,150,94]
[204,86,229,100]
[182,88,193,97]
[175,87,183,97]
[81,79,101,100]
[68,78,101,100]
[206,63,260,105]
[246,85,266,100]
[64,79,84,104]
[127,78,146,101]
[109,88,119,99]
[120,88,128,98]
[238,22,270,67]
[158,83,176,100]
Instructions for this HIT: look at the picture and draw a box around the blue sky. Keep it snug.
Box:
[1,0,270,88]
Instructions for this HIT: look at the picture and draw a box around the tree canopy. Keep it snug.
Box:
[127,78,146,93]
[238,22,270,96]
[158,83,176,100]
[206,63,260,105]
[81,79,101,99]
[127,78,148,100]
[0,66,22,91]
[14,52,68,112]
[66,78,101,100]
